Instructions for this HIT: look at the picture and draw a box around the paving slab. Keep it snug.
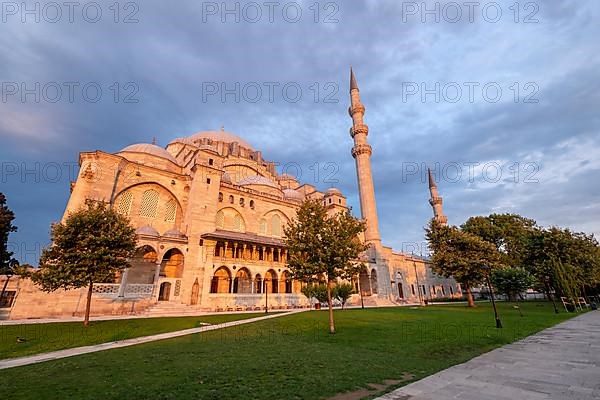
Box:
[378,311,600,400]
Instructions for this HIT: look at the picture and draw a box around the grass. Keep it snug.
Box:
[0,302,581,400]
[0,313,264,360]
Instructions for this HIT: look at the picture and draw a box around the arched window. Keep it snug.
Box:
[229,195,234,204]
[216,210,225,229]
[259,219,267,235]
[164,199,176,222]
[116,191,133,216]
[249,200,255,209]
[139,190,159,218]
[218,192,223,202]
[271,214,281,237]
[239,198,245,207]
[233,214,245,232]
[210,267,231,293]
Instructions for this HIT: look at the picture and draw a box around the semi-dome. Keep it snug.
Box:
[238,175,278,188]
[163,229,187,240]
[136,225,159,237]
[118,143,178,164]
[283,188,303,201]
[221,172,232,184]
[187,130,254,150]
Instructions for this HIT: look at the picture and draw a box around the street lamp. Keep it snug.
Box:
[482,265,502,329]
[264,279,268,314]
[413,261,424,306]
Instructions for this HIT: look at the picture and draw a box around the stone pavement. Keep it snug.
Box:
[378,311,600,400]
[0,309,304,370]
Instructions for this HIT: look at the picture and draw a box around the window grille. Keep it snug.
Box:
[216,211,225,229]
[271,214,281,237]
[139,190,159,218]
[164,199,176,222]
[116,191,133,216]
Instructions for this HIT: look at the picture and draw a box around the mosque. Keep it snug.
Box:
[5,69,460,319]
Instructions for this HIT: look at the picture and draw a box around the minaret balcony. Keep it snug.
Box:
[348,104,365,117]
[350,124,369,138]
[351,144,373,158]
[429,197,443,205]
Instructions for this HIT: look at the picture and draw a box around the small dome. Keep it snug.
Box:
[118,143,178,164]
[136,225,159,237]
[163,229,187,240]
[278,174,297,181]
[187,130,254,150]
[325,188,342,196]
[283,188,303,201]
[221,172,232,184]
[238,175,278,188]
[168,137,196,146]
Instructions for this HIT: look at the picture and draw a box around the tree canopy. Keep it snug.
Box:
[32,200,137,326]
[0,193,18,273]
[284,199,367,333]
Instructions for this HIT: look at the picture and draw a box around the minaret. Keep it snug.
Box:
[349,68,381,245]
[428,168,448,225]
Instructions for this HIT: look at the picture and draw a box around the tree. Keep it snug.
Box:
[490,267,535,302]
[32,201,137,326]
[332,283,355,309]
[301,283,329,305]
[426,219,502,307]
[0,193,18,272]
[285,200,367,334]
[462,214,537,269]
[0,193,19,305]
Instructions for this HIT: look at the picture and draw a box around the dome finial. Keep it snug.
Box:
[220,125,225,132]
[152,136,157,145]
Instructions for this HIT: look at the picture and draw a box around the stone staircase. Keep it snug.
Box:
[142,301,206,317]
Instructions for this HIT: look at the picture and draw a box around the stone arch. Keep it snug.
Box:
[216,207,246,232]
[210,266,232,293]
[359,268,371,296]
[260,209,291,237]
[370,268,378,294]
[114,182,184,228]
[233,267,252,294]
[254,273,262,294]
[280,270,292,294]
[125,245,158,284]
[265,269,278,294]
[190,278,200,305]
[160,248,184,278]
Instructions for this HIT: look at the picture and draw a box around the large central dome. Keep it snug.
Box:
[187,130,254,150]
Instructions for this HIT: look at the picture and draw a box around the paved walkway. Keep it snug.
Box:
[378,311,600,400]
[0,309,304,370]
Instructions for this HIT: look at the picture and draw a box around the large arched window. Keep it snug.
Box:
[259,219,267,235]
[271,214,281,237]
[164,199,177,222]
[233,214,245,232]
[139,189,159,218]
[216,210,225,229]
[116,191,133,216]
[210,267,231,293]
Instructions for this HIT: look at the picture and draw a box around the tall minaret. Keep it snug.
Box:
[428,168,448,225]
[349,68,381,245]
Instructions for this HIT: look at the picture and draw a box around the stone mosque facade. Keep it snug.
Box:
[6,70,460,319]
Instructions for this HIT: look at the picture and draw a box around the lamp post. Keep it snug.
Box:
[264,279,268,314]
[357,274,365,309]
[483,266,502,328]
[413,261,424,306]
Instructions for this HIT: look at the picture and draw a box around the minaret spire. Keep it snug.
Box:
[427,168,448,225]
[349,68,381,245]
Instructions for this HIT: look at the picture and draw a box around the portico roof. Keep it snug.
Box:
[201,230,285,247]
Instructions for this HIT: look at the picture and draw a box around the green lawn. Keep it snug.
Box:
[1,303,580,400]
[0,313,264,360]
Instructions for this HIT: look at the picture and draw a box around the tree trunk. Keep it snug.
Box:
[327,279,335,334]
[84,280,93,327]
[465,285,475,307]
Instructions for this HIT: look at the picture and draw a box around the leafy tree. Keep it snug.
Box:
[490,267,535,301]
[426,219,502,307]
[332,283,355,309]
[0,193,18,272]
[285,200,367,334]
[462,213,537,269]
[32,201,137,326]
[301,283,329,305]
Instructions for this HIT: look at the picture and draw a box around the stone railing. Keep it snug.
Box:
[92,283,120,295]
[125,284,155,297]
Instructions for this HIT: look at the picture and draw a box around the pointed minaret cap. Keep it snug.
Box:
[350,66,359,92]
[428,168,437,188]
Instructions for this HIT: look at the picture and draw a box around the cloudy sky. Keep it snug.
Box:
[1,0,599,264]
